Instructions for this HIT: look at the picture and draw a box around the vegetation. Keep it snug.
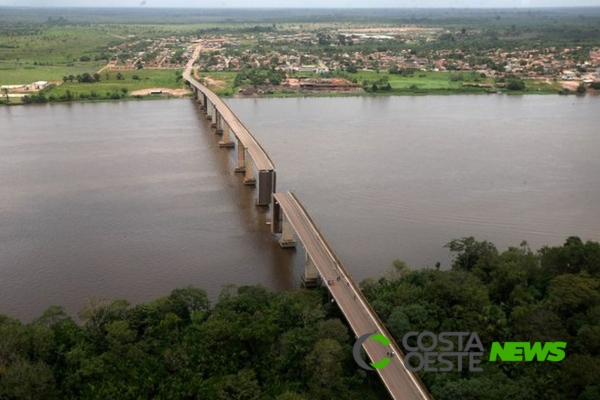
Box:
[233,66,286,88]
[49,69,184,98]
[0,286,386,399]
[16,69,185,103]
[1,236,598,398]
[362,236,600,400]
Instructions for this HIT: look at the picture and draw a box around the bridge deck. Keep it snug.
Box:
[183,70,274,171]
[274,192,431,400]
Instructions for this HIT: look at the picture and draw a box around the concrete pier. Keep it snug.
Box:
[244,151,256,186]
[210,103,217,128]
[215,113,223,134]
[302,252,319,288]
[279,212,297,248]
[256,170,275,207]
[234,143,246,173]
[206,101,213,121]
[218,122,235,148]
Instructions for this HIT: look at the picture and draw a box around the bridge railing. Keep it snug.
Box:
[289,192,432,399]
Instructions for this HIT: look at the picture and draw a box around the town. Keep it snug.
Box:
[2,7,600,103]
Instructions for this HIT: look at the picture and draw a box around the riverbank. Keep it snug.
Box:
[2,87,594,106]
[199,70,576,98]
[2,76,596,106]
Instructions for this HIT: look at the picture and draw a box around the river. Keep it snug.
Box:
[1,95,598,321]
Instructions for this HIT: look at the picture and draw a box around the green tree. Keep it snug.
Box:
[506,79,526,91]
[548,273,600,317]
[445,237,499,272]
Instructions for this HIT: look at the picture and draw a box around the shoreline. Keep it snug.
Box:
[1,87,595,107]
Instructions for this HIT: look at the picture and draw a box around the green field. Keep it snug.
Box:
[45,69,186,98]
[0,25,120,85]
[0,62,106,85]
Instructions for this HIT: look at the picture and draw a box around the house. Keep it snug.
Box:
[298,65,317,73]
[32,81,48,89]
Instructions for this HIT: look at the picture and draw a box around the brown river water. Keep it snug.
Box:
[1,95,598,321]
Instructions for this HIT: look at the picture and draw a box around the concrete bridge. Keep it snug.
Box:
[183,68,276,206]
[183,54,431,400]
[272,192,431,400]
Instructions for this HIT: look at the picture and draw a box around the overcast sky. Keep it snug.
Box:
[1,0,599,8]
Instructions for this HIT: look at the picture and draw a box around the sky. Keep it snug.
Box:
[1,0,599,8]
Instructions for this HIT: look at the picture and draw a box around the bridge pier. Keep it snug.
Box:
[302,252,320,288]
[234,143,246,173]
[196,88,203,106]
[206,101,213,121]
[271,198,295,247]
[210,104,217,128]
[215,112,223,134]
[218,122,235,148]
[279,211,296,248]
[201,93,207,111]
[244,153,256,186]
[256,170,275,207]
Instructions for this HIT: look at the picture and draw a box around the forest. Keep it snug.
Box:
[1,236,598,399]
[0,286,386,399]
[362,236,600,400]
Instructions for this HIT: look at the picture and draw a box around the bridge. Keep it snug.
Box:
[183,52,275,206]
[272,192,430,400]
[183,49,431,400]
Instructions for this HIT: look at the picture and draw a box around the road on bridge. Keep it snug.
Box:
[274,192,431,400]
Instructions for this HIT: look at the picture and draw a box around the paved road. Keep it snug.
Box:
[274,192,432,400]
[183,48,274,171]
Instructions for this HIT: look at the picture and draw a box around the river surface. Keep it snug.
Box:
[1,95,599,321]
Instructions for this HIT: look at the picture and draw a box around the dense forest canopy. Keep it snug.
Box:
[362,236,600,400]
[1,236,598,399]
[0,285,386,399]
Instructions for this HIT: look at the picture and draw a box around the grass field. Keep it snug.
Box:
[0,25,120,85]
[0,62,107,85]
[0,27,116,64]
[46,69,186,98]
